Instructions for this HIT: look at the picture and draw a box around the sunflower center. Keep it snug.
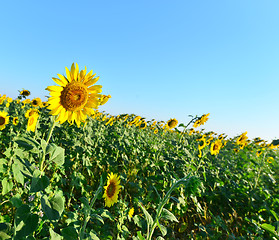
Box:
[60,82,88,111]
[32,100,38,105]
[213,144,218,151]
[107,182,116,198]
[0,117,5,125]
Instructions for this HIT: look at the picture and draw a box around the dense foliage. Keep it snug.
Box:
[0,96,278,239]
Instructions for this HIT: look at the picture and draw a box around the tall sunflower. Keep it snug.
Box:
[46,63,103,127]
[0,111,9,130]
[103,173,121,207]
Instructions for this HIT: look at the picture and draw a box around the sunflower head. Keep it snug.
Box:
[31,98,42,107]
[210,139,222,155]
[27,113,39,132]
[0,111,9,130]
[46,63,103,127]
[13,117,19,126]
[103,173,121,207]
[20,89,31,97]
[99,94,111,106]
[167,118,178,129]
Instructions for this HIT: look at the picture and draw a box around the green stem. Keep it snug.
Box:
[79,177,103,239]
[40,116,57,172]
[147,175,190,240]
[178,117,198,144]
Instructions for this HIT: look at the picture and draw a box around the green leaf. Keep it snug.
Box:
[260,223,277,234]
[61,226,78,240]
[161,208,179,223]
[49,228,62,240]
[41,139,47,153]
[0,232,11,240]
[136,231,145,240]
[156,219,167,236]
[138,201,154,227]
[270,210,279,222]
[41,193,64,220]
[14,205,39,239]
[15,136,40,153]
[10,194,22,208]
[30,169,49,193]
[91,213,104,224]
[0,159,8,173]
[46,143,65,166]
[156,237,165,240]
[1,177,13,195]
[89,230,100,240]
[12,162,25,185]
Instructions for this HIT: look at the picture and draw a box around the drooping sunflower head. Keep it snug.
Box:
[103,172,121,208]
[20,89,31,97]
[46,63,103,127]
[0,111,9,130]
[167,118,178,129]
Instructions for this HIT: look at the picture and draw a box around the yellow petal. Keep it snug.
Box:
[84,76,99,86]
[57,74,68,85]
[52,77,67,87]
[65,67,72,82]
[74,63,79,80]
[49,105,63,115]
[46,85,63,92]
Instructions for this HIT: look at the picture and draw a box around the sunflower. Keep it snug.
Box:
[193,113,210,128]
[167,118,178,129]
[139,120,147,129]
[210,139,222,155]
[99,94,111,105]
[0,111,9,130]
[103,173,121,207]
[20,89,31,97]
[267,157,274,164]
[0,95,6,105]
[236,132,248,145]
[46,63,103,127]
[197,135,206,150]
[27,113,39,132]
[31,98,42,107]
[13,117,19,126]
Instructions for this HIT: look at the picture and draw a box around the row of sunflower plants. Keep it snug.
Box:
[0,64,202,240]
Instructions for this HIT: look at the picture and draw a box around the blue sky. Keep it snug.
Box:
[0,0,278,141]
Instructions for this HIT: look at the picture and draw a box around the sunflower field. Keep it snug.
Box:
[0,64,279,240]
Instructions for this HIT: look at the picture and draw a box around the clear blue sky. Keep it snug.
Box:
[0,0,278,142]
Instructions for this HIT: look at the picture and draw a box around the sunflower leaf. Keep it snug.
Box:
[137,201,154,227]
